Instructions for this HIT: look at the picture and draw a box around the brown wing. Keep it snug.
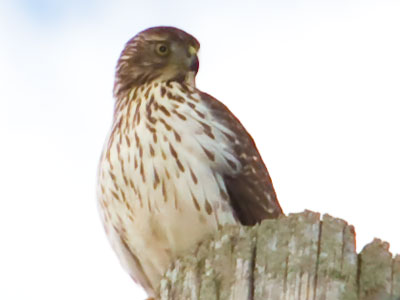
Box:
[200,92,283,225]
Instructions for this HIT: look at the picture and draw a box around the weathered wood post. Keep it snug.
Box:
[158,211,400,300]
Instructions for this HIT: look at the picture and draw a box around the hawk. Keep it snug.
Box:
[97,26,283,298]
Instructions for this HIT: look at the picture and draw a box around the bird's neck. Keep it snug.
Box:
[114,72,197,100]
[184,71,196,87]
[115,80,197,111]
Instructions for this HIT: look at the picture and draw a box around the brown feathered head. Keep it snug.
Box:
[114,26,200,97]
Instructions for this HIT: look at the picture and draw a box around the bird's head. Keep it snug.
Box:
[114,26,200,97]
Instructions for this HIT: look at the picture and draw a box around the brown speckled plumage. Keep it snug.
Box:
[97,26,283,298]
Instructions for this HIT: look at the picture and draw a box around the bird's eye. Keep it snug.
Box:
[155,43,170,56]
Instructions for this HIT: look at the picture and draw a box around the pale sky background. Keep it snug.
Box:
[1,0,399,299]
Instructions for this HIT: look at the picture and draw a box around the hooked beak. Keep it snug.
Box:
[188,45,199,73]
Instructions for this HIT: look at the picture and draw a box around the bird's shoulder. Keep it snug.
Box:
[193,89,284,224]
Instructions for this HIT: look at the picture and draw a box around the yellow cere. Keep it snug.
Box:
[188,45,198,56]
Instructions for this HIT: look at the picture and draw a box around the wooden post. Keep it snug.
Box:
[158,211,400,300]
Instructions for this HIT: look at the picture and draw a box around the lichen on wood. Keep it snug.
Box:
[159,211,400,300]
